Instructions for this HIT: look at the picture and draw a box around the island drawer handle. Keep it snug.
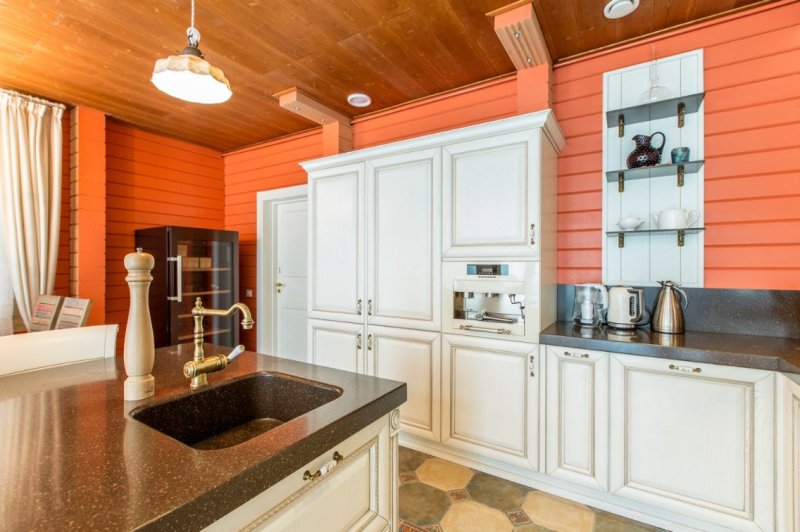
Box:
[303,451,344,481]
[668,364,701,373]
[564,351,589,359]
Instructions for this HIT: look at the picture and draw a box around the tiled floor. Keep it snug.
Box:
[398,447,665,532]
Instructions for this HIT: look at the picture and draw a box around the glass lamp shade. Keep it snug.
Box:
[151,54,232,104]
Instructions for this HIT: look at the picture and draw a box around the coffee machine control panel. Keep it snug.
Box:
[466,264,508,277]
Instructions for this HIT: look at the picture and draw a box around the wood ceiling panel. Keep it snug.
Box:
[0,0,773,151]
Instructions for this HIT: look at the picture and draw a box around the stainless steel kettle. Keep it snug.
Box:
[651,281,688,334]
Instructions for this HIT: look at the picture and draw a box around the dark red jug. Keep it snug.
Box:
[626,132,665,169]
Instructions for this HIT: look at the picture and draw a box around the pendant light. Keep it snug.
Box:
[151,0,232,104]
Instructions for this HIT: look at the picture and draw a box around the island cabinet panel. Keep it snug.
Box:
[308,163,365,324]
[206,415,395,532]
[442,129,542,260]
[441,334,539,470]
[545,346,609,491]
[366,148,441,331]
[307,319,365,374]
[367,326,441,442]
[609,353,775,532]
[777,374,800,532]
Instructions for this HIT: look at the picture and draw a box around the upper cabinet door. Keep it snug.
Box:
[443,129,541,260]
[366,148,441,330]
[308,163,365,323]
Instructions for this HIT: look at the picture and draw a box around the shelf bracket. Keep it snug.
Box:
[677,164,685,187]
[617,114,624,137]
[677,102,686,128]
[677,230,685,247]
[617,172,624,192]
[618,233,625,248]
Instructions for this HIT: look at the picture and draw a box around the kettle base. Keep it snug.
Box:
[607,321,637,330]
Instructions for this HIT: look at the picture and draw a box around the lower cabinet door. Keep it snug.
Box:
[609,353,775,531]
[777,373,800,532]
[441,334,538,471]
[206,415,395,532]
[307,319,365,373]
[545,346,608,491]
[367,326,441,441]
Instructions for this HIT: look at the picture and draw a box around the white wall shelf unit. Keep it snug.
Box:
[602,48,705,287]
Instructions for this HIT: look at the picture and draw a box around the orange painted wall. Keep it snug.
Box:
[224,130,324,348]
[105,120,225,345]
[54,114,70,295]
[554,0,800,289]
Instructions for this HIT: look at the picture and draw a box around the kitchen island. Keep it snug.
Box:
[0,343,406,531]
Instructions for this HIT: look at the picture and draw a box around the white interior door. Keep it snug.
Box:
[273,199,308,362]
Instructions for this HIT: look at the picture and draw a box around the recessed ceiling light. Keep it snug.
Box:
[604,0,640,19]
[347,93,372,108]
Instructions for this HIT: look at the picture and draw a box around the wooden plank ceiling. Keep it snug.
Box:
[0,0,769,151]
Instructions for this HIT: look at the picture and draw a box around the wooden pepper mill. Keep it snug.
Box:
[124,248,155,401]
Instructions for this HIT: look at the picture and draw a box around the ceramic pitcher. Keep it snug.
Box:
[626,132,666,169]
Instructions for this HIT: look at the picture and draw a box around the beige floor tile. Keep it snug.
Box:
[415,458,474,491]
[439,500,513,532]
[521,491,595,532]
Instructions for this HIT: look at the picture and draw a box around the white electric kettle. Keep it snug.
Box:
[607,286,647,329]
[651,207,699,230]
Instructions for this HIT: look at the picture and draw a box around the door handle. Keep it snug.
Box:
[167,255,182,302]
[275,282,284,294]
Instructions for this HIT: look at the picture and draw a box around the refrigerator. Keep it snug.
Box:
[135,226,239,348]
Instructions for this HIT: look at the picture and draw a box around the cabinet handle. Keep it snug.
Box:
[303,451,344,481]
[356,333,362,350]
[356,299,362,315]
[529,354,535,377]
[167,255,183,302]
[563,351,589,359]
[459,324,511,334]
[668,364,701,373]
[367,299,373,315]
[529,223,535,246]
[367,334,373,350]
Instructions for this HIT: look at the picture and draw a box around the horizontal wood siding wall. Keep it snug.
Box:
[105,120,224,346]
[554,0,800,289]
[223,130,323,349]
[54,114,70,295]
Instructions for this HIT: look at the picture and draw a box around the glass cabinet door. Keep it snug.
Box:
[170,235,237,347]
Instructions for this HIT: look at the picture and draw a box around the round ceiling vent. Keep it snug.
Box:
[604,0,640,19]
[347,93,372,108]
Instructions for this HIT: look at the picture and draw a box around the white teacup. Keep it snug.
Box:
[652,208,699,229]
[617,214,644,231]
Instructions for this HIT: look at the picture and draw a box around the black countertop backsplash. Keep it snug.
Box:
[556,284,800,339]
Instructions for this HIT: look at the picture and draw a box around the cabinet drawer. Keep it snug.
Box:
[206,416,393,532]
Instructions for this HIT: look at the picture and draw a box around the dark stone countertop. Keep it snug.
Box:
[541,321,800,374]
[0,343,406,531]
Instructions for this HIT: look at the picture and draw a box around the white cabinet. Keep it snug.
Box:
[442,334,538,470]
[442,129,545,260]
[367,326,441,442]
[609,353,774,531]
[307,319,364,374]
[777,373,800,532]
[307,149,441,331]
[206,412,398,532]
[366,148,441,331]
[308,163,365,323]
[545,346,608,491]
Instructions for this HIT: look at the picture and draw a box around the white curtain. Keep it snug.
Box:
[0,89,64,332]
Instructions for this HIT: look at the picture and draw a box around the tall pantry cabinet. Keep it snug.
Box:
[301,111,564,446]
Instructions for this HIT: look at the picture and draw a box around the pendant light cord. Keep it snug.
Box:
[186,0,201,48]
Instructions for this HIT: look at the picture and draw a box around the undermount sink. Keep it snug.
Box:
[131,372,342,450]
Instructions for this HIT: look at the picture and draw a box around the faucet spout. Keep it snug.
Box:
[186,297,254,389]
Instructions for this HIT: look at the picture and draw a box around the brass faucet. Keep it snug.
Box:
[183,297,254,389]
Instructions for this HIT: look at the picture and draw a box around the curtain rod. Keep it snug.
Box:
[0,88,66,110]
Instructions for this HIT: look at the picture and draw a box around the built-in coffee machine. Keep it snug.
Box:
[443,262,541,343]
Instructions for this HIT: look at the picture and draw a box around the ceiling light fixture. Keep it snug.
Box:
[151,0,232,104]
[603,0,640,19]
[347,93,372,108]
